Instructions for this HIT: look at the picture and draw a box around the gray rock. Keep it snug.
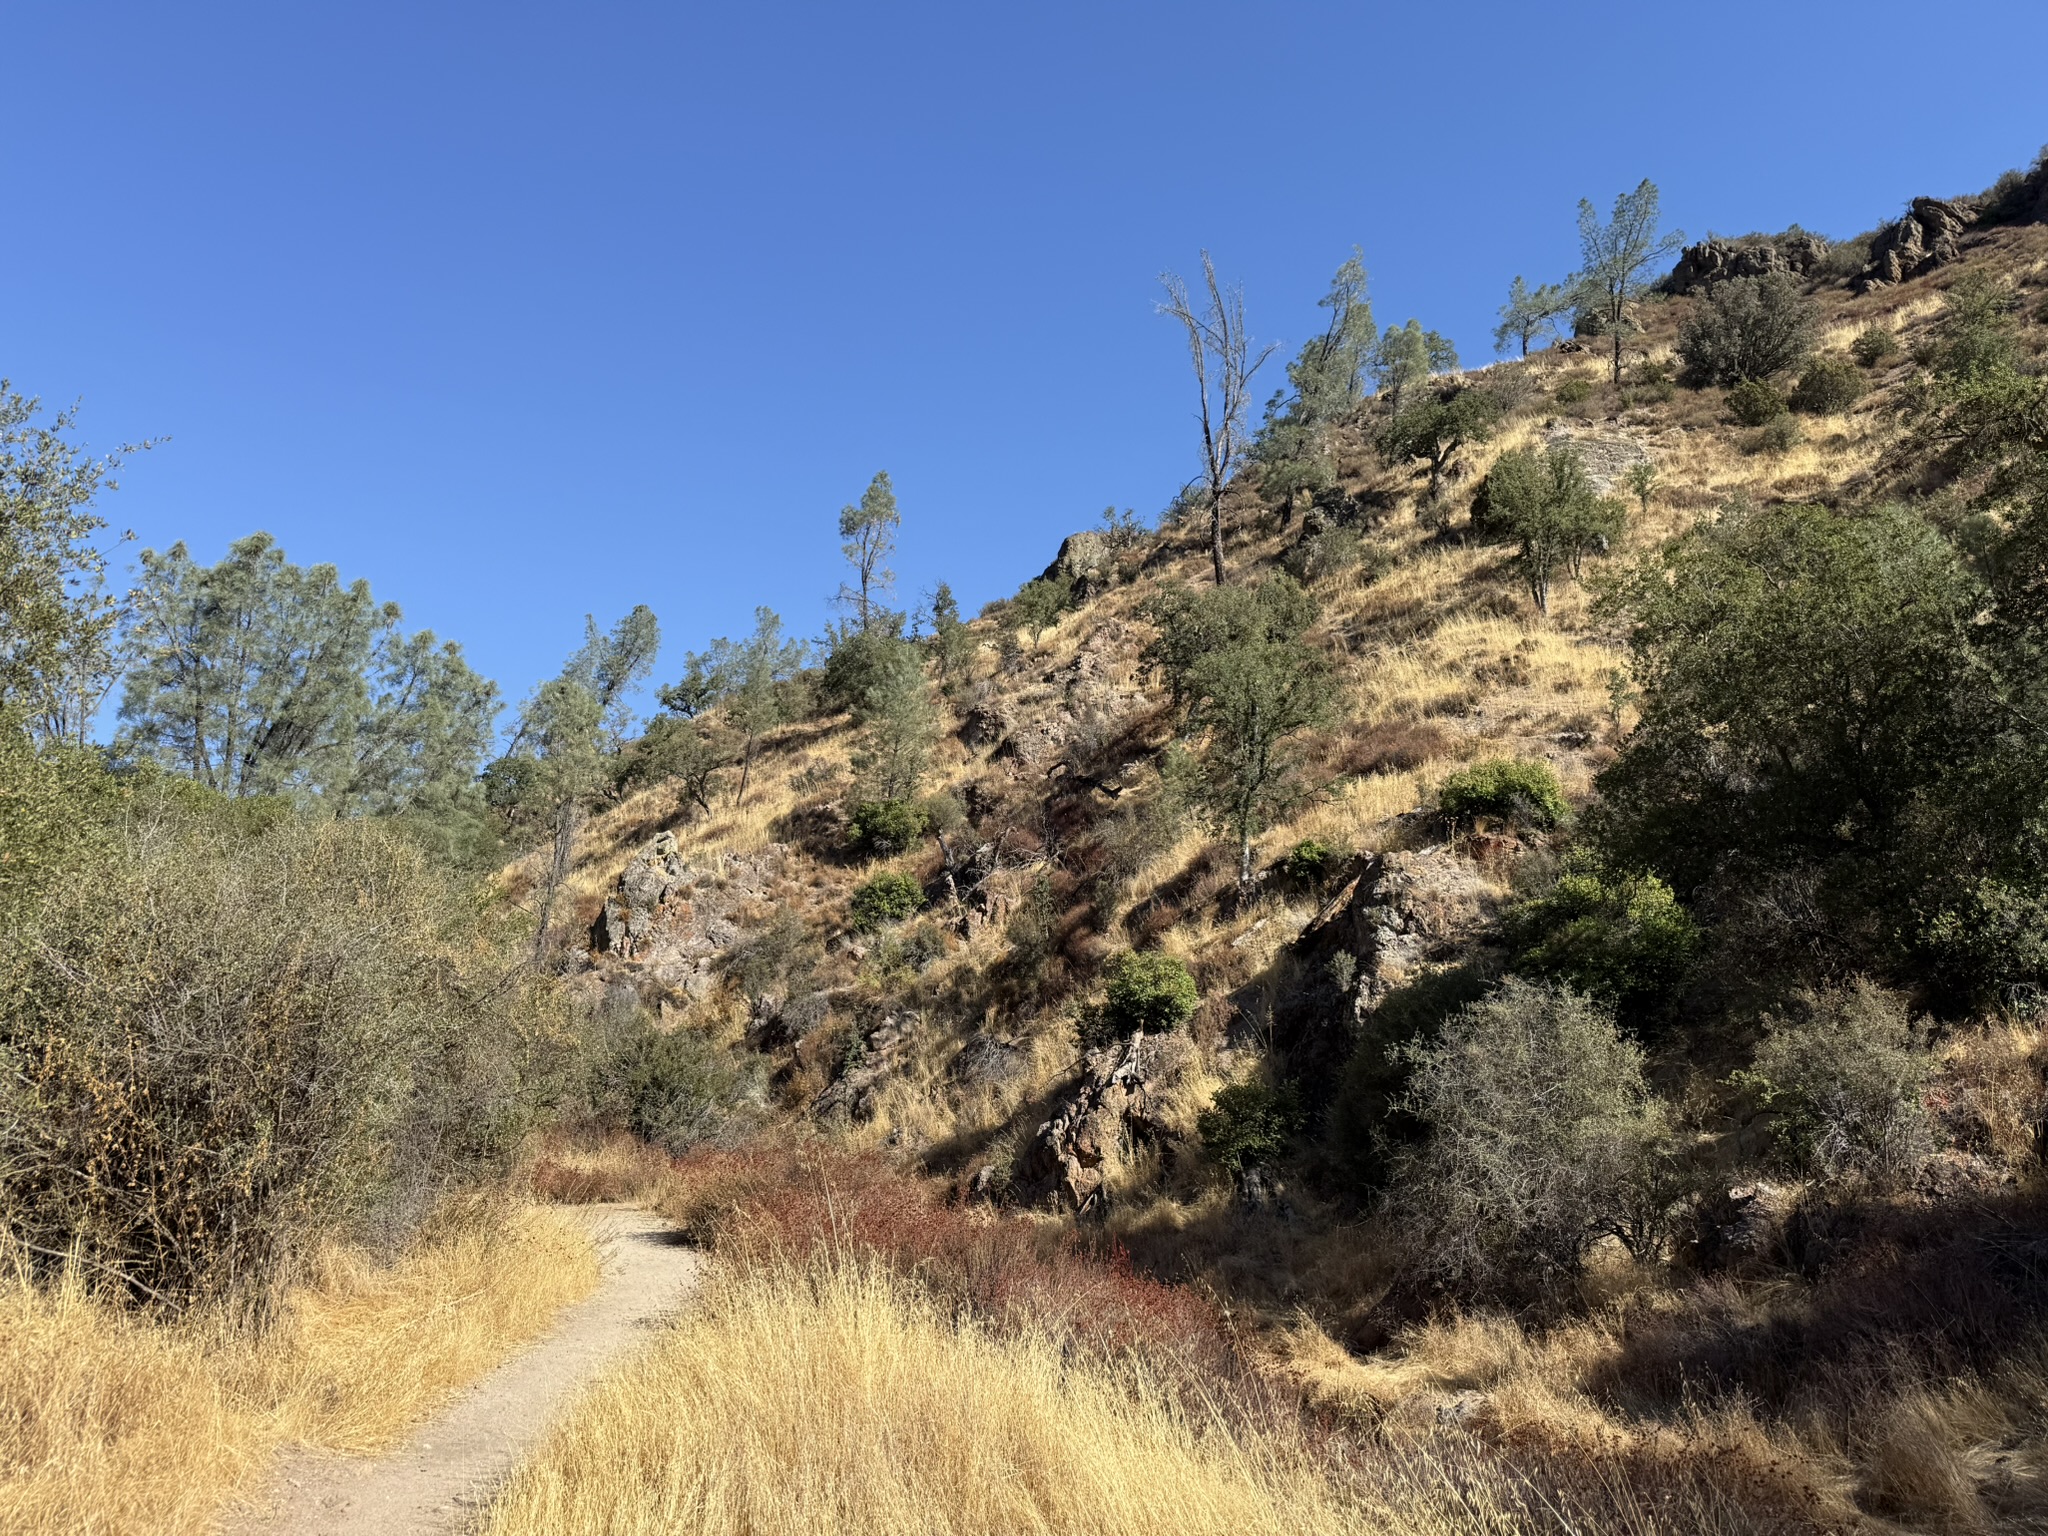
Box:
[1860,197,1981,290]
[1667,231,1830,295]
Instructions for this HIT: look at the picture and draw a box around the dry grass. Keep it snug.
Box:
[0,1202,598,1536]
[483,1253,1768,1536]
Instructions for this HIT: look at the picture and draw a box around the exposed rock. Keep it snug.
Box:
[1018,1032,1173,1212]
[815,1014,913,1122]
[1860,197,1981,290]
[958,702,1011,750]
[1666,231,1829,295]
[589,835,790,1000]
[1279,847,1503,1091]
[1038,529,1115,597]
[1541,427,1650,495]
[1693,1181,1798,1270]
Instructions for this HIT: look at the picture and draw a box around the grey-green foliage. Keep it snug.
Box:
[669,607,807,805]
[1291,250,1376,422]
[1370,319,1457,412]
[1493,275,1571,358]
[561,604,661,750]
[120,533,500,807]
[1676,272,1819,386]
[0,384,144,746]
[927,581,976,681]
[838,471,900,631]
[1733,979,1933,1189]
[1394,977,1680,1300]
[1472,447,1627,614]
[1,796,567,1302]
[1141,573,1318,714]
[1571,180,1686,385]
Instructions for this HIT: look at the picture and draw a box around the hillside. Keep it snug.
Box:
[501,156,2048,1530]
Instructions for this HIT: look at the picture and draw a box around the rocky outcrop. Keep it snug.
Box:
[1540,427,1649,495]
[1860,198,1980,290]
[1278,847,1503,1092]
[589,833,790,999]
[1018,1032,1173,1212]
[1667,231,1830,295]
[1038,530,1115,598]
[815,1014,912,1122]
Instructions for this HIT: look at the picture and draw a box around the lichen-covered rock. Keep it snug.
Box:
[1018,1032,1174,1212]
[1038,529,1114,597]
[815,1014,913,1123]
[589,835,790,999]
[1860,197,1980,290]
[1541,427,1650,495]
[1667,232,1830,295]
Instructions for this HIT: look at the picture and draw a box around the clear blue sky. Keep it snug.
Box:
[9,1,2046,728]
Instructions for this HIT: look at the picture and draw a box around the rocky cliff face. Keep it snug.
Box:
[1666,231,1830,295]
[588,832,791,999]
[1860,197,1981,290]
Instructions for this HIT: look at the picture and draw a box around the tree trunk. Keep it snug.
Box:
[533,798,582,958]
[1611,307,1624,386]
[1238,827,1255,894]
[736,734,756,806]
[1211,495,1227,586]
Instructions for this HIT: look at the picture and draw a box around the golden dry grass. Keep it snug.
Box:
[483,1254,1749,1536]
[0,1202,598,1536]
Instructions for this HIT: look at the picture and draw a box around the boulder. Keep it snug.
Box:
[1667,231,1830,295]
[1540,427,1649,495]
[1860,197,1980,290]
[815,1014,912,1123]
[588,836,790,999]
[1018,1032,1173,1212]
[1038,529,1115,597]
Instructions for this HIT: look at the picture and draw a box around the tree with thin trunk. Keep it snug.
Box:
[837,472,900,631]
[1493,275,1571,358]
[1160,254,1276,586]
[1572,180,1685,386]
[667,607,806,807]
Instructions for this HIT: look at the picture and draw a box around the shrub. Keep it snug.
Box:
[1732,979,1933,1189]
[610,1022,765,1156]
[1438,757,1568,829]
[850,870,923,931]
[1507,853,1697,1020]
[1789,356,1865,415]
[0,804,564,1303]
[1393,978,1682,1299]
[1278,837,1340,891]
[1554,376,1594,406]
[1011,574,1074,636]
[1726,378,1787,426]
[1327,966,1491,1188]
[1850,324,1900,368]
[1677,272,1819,386]
[1197,1080,1302,1175]
[1746,416,1804,455]
[847,797,929,857]
[1100,951,1199,1036]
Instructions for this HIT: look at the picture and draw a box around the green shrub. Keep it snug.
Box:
[1554,376,1594,406]
[615,1021,764,1156]
[1507,853,1697,1019]
[1011,574,1075,635]
[1438,757,1568,829]
[847,797,929,856]
[1676,272,1818,386]
[1101,950,1199,1036]
[1731,979,1933,1189]
[1726,378,1788,426]
[1392,978,1682,1299]
[849,869,924,931]
[1198,1079,1302,1175]
[1746,415,1804,455]
[1850,324,1900,368]
[1279,837,1341,891]
[1326,965,1490,1188]
[1789,356,1865,415]
[0,805,564,1302]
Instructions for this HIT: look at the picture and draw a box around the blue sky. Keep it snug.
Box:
[9,1,2047,729]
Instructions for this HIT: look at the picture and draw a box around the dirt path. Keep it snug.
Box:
[226,1205,698,1536]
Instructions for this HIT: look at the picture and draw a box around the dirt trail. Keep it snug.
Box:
[226,1205,698,1536]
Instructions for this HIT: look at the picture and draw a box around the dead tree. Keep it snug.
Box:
[1159,254,1275,585]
